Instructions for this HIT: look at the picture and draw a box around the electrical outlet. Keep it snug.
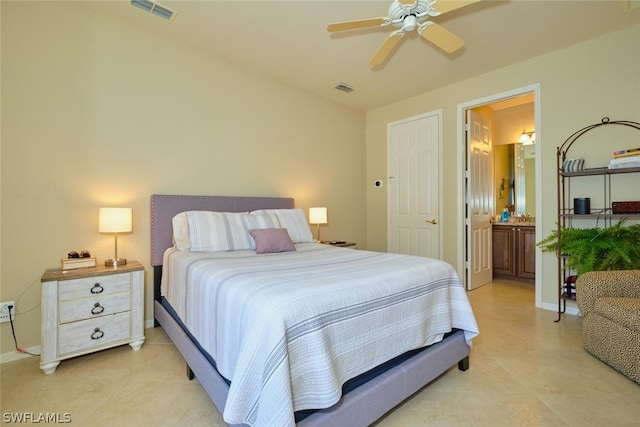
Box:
[0,301,16,323]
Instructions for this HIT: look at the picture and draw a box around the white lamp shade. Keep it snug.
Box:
[99,207,132,233]
[309,207,328,225]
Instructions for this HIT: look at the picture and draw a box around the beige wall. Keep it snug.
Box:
[494,103,535,146]
[2,2,639,357]
[0,2,365,355]
[366,23,640,309]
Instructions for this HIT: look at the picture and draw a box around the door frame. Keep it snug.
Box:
[456,84,543,308]
[387,109,443,259]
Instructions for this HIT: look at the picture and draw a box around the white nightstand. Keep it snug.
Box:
[40,261,145,374]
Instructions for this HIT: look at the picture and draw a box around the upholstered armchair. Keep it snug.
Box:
[576,270,640,384]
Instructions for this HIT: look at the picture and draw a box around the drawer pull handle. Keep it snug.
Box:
[91,328,104,340]
[90,283,104,294]
[91,303,105,315]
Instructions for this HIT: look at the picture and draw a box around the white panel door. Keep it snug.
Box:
[388,112,440,258]
[466,109,493,289]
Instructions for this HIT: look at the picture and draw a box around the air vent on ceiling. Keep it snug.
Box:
[334,83,354,93]
[130,0,176,22]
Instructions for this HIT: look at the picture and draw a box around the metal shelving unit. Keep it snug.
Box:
[555,117,640,322]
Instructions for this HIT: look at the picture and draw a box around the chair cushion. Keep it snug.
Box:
[594,297,640,332]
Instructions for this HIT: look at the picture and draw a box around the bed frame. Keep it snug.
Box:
[150,194,471,427]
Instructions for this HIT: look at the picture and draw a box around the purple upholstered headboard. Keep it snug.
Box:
[149,194,295,267]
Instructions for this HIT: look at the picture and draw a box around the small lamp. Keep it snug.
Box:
[309,207,328,243]
[518,129,536,145]
[99,207,132,267]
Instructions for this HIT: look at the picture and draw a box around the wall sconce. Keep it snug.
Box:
[309,207,328,243]
[518,129,536,145]
[99,207,132,267]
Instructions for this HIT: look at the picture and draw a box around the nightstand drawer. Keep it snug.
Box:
[58,312,130,356]
[58,273,130,301]
[58,293,131,324]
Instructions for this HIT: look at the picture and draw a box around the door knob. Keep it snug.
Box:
[426,219,438,224]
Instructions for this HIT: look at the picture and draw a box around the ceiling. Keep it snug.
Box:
[84,0,640,111]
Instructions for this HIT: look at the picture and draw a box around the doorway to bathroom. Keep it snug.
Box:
[459,84,543,308]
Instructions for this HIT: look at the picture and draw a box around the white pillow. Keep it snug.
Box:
[241,213,281,249]
[185,211,252,252]
[172,212,190,251]
[251,208,314,243]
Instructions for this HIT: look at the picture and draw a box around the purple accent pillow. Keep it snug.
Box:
[249,228,296,254]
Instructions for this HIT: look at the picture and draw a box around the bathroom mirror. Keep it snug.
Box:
[515,143,536,216]
[495,143,536,217]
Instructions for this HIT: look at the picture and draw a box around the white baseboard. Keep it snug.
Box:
[541,302,581,317]
[1,345,41,364]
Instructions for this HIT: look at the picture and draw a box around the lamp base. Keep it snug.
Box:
[105,258,127,267]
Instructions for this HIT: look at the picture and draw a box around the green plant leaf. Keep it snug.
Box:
[537,220,640,274]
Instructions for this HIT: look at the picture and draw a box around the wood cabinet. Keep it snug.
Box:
[492,224,535,282]
[40,261,145,374]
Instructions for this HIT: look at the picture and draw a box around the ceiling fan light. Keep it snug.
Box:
[403,15,418,31]
[328,0,478,65]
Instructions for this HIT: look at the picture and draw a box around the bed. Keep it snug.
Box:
[150,194,479,427]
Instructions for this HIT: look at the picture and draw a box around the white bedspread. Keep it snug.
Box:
[161,243,478,427]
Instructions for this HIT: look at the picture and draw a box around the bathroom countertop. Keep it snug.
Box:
[492,221,535,226]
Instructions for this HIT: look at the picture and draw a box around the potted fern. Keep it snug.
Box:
[537,220,640,274]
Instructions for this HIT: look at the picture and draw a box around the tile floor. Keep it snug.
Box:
[1,280,639,426]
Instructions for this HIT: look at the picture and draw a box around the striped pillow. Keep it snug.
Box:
[242,213,281,249]
[251,208,314,243]
[172,212,191,250]
[185,211,252,252]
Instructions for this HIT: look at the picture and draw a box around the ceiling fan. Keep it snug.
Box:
[327,0,480,66]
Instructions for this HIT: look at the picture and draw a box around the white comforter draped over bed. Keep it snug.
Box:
[161,243,478,427]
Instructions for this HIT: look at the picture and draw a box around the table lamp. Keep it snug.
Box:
[309,207,327,242]
[99,207,132,267]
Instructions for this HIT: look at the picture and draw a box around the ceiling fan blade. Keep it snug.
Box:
[433,0,481,15]
[419,23,464,53]
[327,17,386,32]
[370,32,404,66]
